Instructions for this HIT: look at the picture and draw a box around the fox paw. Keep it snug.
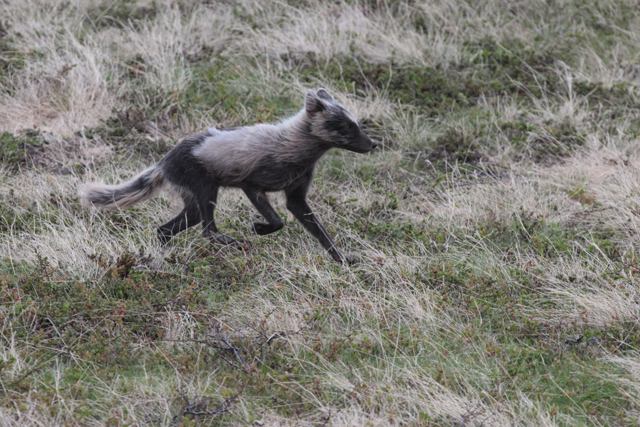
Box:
[252,222,284,236]
[157,230,172,247]
[332,252,359,265]
[343,254,360,265]
[205,231,252,249]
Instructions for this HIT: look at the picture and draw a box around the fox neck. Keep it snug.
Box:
[274,111,331,166]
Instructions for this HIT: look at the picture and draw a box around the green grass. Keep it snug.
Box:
[1,0,640,425]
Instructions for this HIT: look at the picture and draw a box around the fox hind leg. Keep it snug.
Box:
[157,202,201,246]
[197,185,251,248]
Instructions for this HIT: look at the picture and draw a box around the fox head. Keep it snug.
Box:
[305,88,377,153]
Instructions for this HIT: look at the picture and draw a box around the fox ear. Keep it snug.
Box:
[316,88,335,102]
[305,89,327,115]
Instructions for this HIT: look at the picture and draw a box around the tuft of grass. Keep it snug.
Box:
[2,0,640,425]
[0,131,43,169]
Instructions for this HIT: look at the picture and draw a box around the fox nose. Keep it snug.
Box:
[372,141,378,149]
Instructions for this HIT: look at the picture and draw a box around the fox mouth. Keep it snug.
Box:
[350,142,377,153]
[360,140,378,152]
[358,131,377,152]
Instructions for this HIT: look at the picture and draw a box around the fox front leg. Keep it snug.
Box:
[243,189,284,235]
[285,179,357,264]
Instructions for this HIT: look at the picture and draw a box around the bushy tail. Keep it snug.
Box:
[81,165,165,210]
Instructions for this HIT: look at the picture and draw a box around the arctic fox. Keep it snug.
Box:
[81,88,376,263]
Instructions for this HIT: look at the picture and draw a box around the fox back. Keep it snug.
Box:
[186,88,375,191]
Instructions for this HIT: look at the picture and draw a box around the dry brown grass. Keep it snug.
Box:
[1,0,640,425]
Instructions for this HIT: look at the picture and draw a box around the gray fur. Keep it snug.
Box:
[81,89,376,263]
[81,166,164,210]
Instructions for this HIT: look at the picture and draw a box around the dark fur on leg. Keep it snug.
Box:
[285,173,357,264]
[157,203,201,246]
[244,189,284,235]
[194,186,251,247]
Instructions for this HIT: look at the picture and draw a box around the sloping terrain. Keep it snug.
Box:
[1,0,640,425]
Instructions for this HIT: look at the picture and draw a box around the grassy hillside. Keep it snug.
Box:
[1,0,640,425]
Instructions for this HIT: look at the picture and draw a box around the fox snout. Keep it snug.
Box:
[358,130,377,152]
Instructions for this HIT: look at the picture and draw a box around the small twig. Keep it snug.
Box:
[222,334,245,366]
[266,332,287,344]
[217,354,241,370]
[174,384,243,425]
[161,328,302,372]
